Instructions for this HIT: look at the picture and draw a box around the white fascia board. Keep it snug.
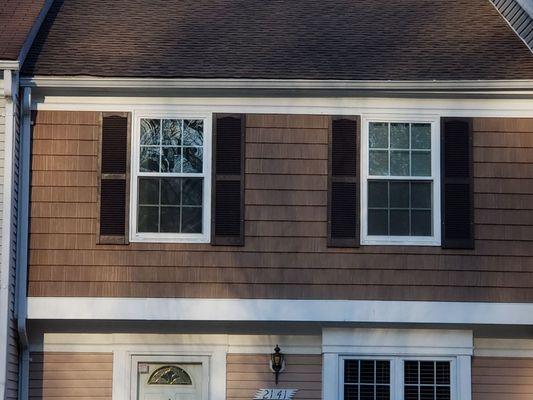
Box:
[26,297,533,326]
[19,76,533,91]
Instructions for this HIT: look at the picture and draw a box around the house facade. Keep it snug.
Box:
[8,0,533,399]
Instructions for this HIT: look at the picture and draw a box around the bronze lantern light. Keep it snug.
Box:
[270,345,285,384]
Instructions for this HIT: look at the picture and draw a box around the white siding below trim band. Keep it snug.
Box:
[32,333,323,355]
[29,96,533,118]
[27,297,533,325]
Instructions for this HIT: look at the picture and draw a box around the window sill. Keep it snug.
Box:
[361,236,441,246]
[130,233,210,243]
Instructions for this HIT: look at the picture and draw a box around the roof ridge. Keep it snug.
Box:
[491,0,533,53]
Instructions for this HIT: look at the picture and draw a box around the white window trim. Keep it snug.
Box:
[339,355,457,400]
[112,341,227,400]
[360,114,441,246]
[323,328,472,400]
[129,111,212,243]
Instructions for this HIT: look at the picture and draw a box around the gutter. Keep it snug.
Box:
[19,76,533,91]
[0,69,15,400]
[16,87,32,400]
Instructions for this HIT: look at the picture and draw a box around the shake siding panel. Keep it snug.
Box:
[473,357,533,400]
[29,352,113,400]
[227,354,322,400]
[27,113,533,301]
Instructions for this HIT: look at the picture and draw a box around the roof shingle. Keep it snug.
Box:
[23,0,533,80]
[0,0,47,61]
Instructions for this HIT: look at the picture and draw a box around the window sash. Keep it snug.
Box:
[130,113,212,243]
[360,116,441,246]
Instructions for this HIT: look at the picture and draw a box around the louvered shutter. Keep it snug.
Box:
[97,112,131,244]
[441,117,474,249]
[328,116,360,247]
[212,114,245,245]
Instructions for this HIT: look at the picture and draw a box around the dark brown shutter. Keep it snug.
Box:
[328,116,360,247]
[441,117,474,249]
[97,112,131,244]
[212,114,245,245]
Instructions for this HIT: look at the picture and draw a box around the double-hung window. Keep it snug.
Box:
[131,115,211,242]
[342,357,453,400]
[361,117,440,245]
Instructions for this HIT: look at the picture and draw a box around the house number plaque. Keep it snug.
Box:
[254,389,298,399]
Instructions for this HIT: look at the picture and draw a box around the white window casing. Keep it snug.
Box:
[360,114,441,246]
[323,328,472,400]
[129,111,212,243]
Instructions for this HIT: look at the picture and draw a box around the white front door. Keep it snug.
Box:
[138,363,203,400]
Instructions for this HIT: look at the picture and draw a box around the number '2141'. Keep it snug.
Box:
[254,389,297,400]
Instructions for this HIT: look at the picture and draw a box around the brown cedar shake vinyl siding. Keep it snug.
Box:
[472,357,533,400]
[28,112,533,301]
[29,352,113,400]
[227,354,322,400]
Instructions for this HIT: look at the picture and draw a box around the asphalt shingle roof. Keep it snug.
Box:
[22,0,533,80]
[0,0,47,61]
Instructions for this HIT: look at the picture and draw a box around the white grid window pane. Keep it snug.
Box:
[366,120,435,240]
[137,118,205,235]
[367,122,431,178]
[344,360,391,400]
[404,361,451,400]
[367,181,433,237]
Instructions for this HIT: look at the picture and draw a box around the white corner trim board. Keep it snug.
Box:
[27,298,533,325]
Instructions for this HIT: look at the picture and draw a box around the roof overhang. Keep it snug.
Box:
[20,76,533,99]
[20,76,533,90]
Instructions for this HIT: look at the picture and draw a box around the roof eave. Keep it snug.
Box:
[20,76,533,91]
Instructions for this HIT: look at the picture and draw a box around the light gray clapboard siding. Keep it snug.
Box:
[6,89,20,400]
[0,86,20,400]
[491,0,533,51]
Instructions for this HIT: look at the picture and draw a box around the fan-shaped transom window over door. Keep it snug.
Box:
[138,363,202,400]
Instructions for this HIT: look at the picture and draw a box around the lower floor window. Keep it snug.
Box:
[343,358,452,400]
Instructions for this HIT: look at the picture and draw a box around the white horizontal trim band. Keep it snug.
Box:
[27,298,533,325]
[20,76,533,90]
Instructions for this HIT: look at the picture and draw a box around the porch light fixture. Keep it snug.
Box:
[270,344,285,384]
